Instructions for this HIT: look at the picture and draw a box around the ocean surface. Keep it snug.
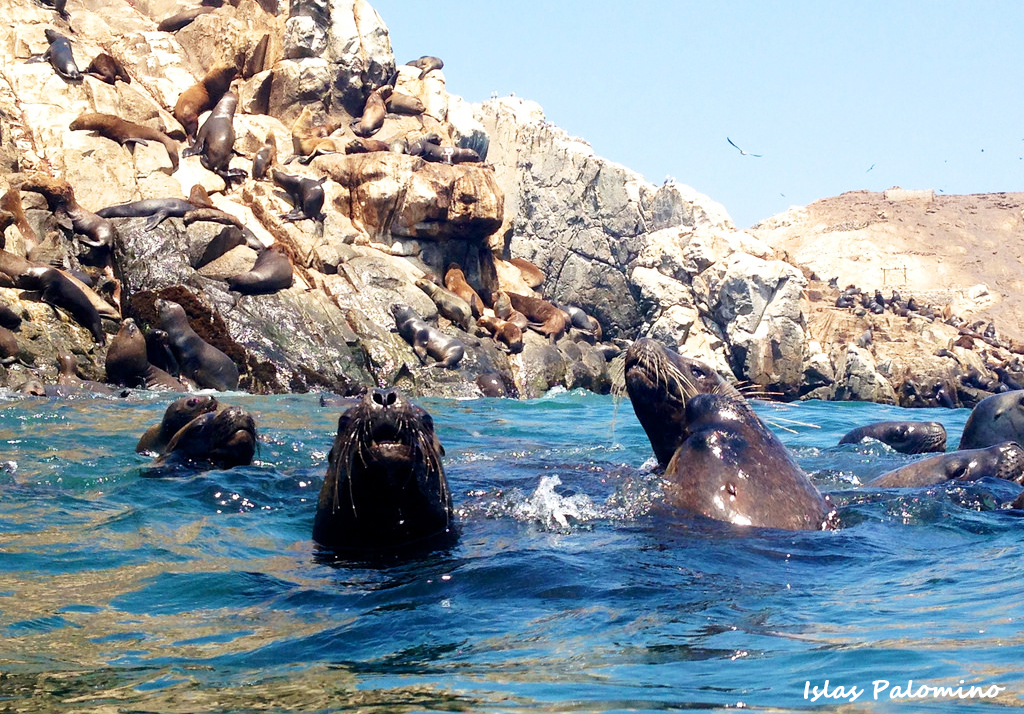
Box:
[0,388,1021,713]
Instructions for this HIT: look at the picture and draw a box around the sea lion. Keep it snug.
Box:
[506,292,568,340]
[19,266,106,344]
[96,186,233,231]
[475,314,523,354]
[157,6,215,32]
[959,390,1024,450]
[70,113,179,172]
[443,264,483,317]
[344,138,392,154]
[0,298,20,329]
[174,63,237,142]
[662,390,833,530]
[105,318,186,390]
[312,387,455,552]
[182,92,245,180]
[350,85,390,138]
[157,404,257,469]
[624,337,733,468]
[476,372,507,398]
[56,352,117,395]
[0,325,18,363]
[226,244,294,295]
[839,421,947,454]
[271,170,325,222]
[415,278,472,331]
[17,173,115,250]
[0,188,38,251]
[385,91,424,115]
[416,142,482,164]
[867,441,1024,488]
[43,29,80,81]
[408,55,443,79]
[509,257,545,289]
[155,298,239,391]
[289,105,344,158]
[391,303,465,369]
[252,132,277,179]
[556,302,602,339]
[137,395,220,454]
[83,53,131,84]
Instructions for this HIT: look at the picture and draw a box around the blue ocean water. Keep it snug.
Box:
[0,389,1022,712]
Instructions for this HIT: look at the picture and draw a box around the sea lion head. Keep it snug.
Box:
[161,394,220,437]
[162,404,257,469]
[624,338,734,468]
[313,388,454,552]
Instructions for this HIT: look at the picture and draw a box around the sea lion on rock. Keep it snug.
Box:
[344,138,392,154]
[444,264,483,317]
[70,113,179,172]
[157,404,257,470]
[252,132,277,179]
[105,318,186,390]
[509,257,545,289]
[415,278,472,331]
[43,29,80,81]
[271,170,325,222]
[0,188,38,251]
[155,298,239,391]
[19,265,106,344]
[157,6,215,32]
[506,292,568,340]
[839,421,947,454]
[16,174,116,250]
[83,53,131,84]
[312,388,455,552]
[391,303,465,369]
[289,105,344,159]
[475,314,523,354]
[407,55,443,79]
[96,186,232,231]
[174,63,237,142]
[226,244,293,295]
[416,142,482,164]
[868,441,1024,488]
[137,394,220,454]
[959,390,1024,450]
[385,91,424,115]
[350,85,390,138]
[182,92,246,181]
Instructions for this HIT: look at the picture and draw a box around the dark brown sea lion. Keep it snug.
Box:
[19,265,106,344]
[97,197,200,229]
[136,394,220,454]
[174,63,237,142]
[839,421,947,454]
[556,303,602,340]
[506,292,568,340]
[157,404,257,469]
[226,244,294,295]
[407,55,443,80]
[0,325,18,363]
[476,314,523,354]
[509,257,545,289]
[155,298,239,391]
[444,264,483,318]
[624,338,732,468]
[959,390,1024,450]
[0,298,20,329]
[43,29,80,81]
[391,303,465,369]
[83,53,131,84]
[70,113,179,172]
[415,278,472,331]
[312,388,455,552]
[56,352,118,395]
[157,6,215,32]
[867,441,1024,488]
[271,170,325,222]
[350,85,389,138]
[344,138,392,154]
[416,142,481,164]
[182,91,245,180]
[105,318,186,390]
[252,132,277,180]
[385,91,424,115]
[0,188,38,251]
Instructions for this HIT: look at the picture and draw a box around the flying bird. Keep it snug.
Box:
[866,164,875,173]
[727,137,762,157]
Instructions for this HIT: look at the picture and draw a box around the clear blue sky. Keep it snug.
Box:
[373,0,1024,228]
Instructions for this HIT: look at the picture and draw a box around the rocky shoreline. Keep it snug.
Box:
[1,0,1021,408]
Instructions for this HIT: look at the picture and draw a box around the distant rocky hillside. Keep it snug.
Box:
[0,0,1021,407]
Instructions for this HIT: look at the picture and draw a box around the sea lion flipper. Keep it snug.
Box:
[143,210,169,231]
[123,138,150,148]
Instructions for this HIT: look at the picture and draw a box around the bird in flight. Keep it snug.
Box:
[727,137,762,157]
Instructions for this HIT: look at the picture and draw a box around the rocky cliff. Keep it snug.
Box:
[1,0,1020,407]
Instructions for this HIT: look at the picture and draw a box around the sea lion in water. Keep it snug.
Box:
[312,387,455,552]
[391,303,465,369]
[157,404,257,469]
[506,292,568,340]
[350,85,390,138]
[155,298,239,391]
[182,92,245,180]
[415,278,472,331]
[174,63,237,142]
[70,113,179,172]
[226,244,294,295]
[443,264,483,318]
[137,394,220,454]
[83,53,131,84]
[252,132,277,179]
[271,170,325,222]
[407,55,443,79]
[43,29,80,81]
[867,441,1024,488]
[959,390,1024,450]
[839,421,947,454]
[19,266,106,344]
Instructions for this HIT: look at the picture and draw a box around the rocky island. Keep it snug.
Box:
[1,0,1020,408]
